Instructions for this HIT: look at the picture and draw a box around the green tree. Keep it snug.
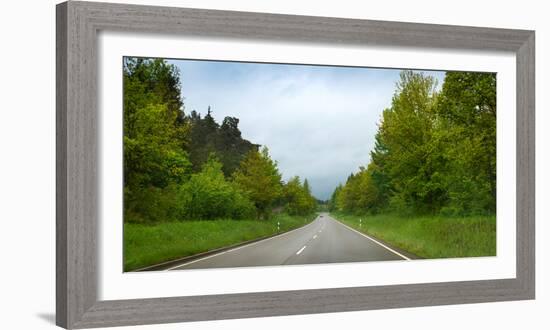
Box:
[123,58,191,223]
[435,72,496,214]
[376,70,443,213]
[328,184,342,212]
[233,147,283,219]
[330,70,496,217]
[123,103,191,223]
[283,176,316,215]
[123,57,184,122]
[179,156,256,219]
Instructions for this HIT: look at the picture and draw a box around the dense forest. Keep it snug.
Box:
[123,58,316,223]
[329,70,496,216]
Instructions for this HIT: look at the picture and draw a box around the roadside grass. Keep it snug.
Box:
[331,212,496,259]
[124,213,317,271]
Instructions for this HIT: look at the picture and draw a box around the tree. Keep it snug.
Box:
[123,102,191,223]
[186,109,257,175]
[283,177,316,215]
[232,147,283,219]
[187,107,219,172]
[178,156,255,220]
[330,70,496,216]
[375,70,443,213]
[435,72,496,214]
[328,184,342,212]
[216,116,258,176]
[123,58,192,223]
[123,57,184,121]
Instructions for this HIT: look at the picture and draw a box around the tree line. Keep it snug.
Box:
[329,70,496,216]
[123,58,316,223]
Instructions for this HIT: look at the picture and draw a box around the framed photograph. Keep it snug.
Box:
[56,1,535,328]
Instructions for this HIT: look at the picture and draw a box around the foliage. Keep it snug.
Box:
[187,108,258,176]
[123,58,192,223]
[283,176,317,215]
[232,147,284,219]
[123,57,187,144]
[331,70,496,216]
[178,156,256,220]
[123,57,317,224]
[333,163,383,214]
[124,103,191,188]
[436,72,497,214]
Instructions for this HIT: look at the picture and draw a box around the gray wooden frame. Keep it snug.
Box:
[56,1,535,328]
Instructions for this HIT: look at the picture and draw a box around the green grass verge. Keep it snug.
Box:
[124,213,317,271]
[331,212,496,259]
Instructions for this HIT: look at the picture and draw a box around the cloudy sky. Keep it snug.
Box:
[169,59,445,200]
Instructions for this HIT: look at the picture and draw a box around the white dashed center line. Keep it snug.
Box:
[313,235,317,239]
[296,246,307,255]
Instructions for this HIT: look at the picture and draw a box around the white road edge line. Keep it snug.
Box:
[331,217,411,260]
[296,246,307,255]
[166,215,322,270]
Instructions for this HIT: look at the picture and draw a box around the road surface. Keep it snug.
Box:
[167,213,408,270]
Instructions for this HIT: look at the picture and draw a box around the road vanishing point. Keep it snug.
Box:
[166,213,411,271]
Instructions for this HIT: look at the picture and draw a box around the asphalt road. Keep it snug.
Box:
[168,213,408,271]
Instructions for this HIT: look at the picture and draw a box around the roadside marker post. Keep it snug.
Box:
[360,218,362,228]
